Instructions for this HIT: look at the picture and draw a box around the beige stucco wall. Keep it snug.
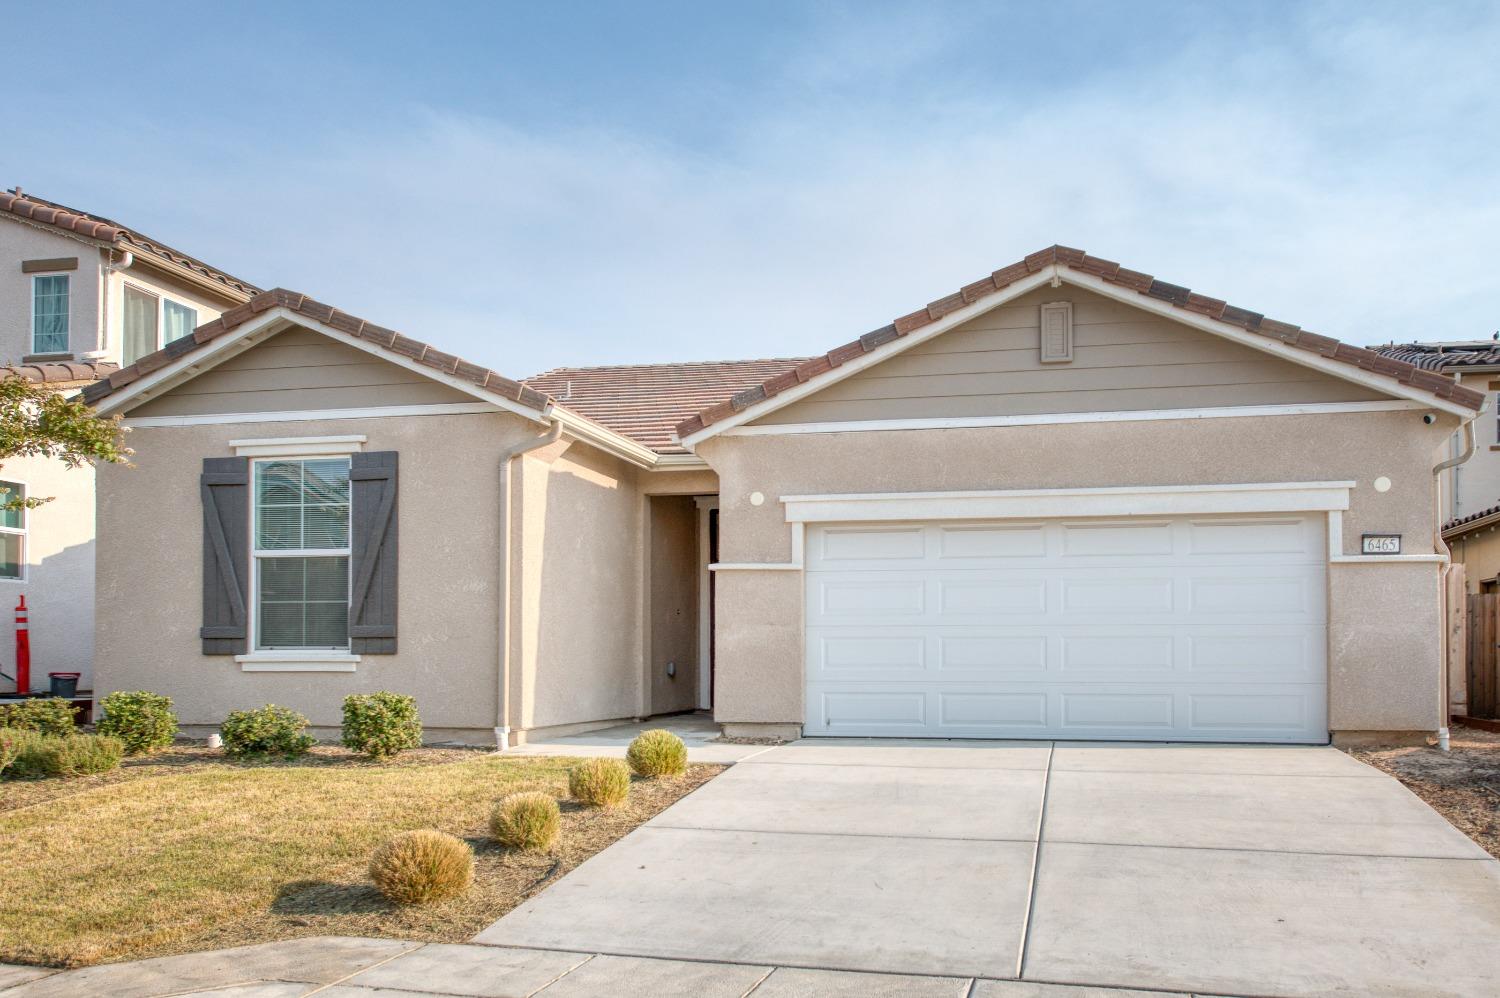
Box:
[97,411,535,736]
[0,219,103,362]
[0,454,97,692]
[1448,527,1500,592]
[699,408,1456,734]
[513,439,646,732]
[96,406,708,741]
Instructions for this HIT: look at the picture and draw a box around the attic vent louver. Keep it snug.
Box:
[1039,301,1074,363]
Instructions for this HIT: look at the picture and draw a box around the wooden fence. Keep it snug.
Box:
[1466,593,1499,719]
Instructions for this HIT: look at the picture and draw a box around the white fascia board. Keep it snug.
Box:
[677,267,1061,447]
[651,453,713,470]
[124,402,502,427]
[548,405,661,469]
[1057,269,1475,418]
[93,306,552,425]
[781,481,1357,524]
[724,400,1429,437]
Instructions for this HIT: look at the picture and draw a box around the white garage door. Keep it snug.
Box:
[804,514,1328,743]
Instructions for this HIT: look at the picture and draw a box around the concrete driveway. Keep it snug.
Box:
[477,739,1500,998]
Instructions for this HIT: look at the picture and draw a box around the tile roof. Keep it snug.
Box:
[675,245,1486,440]
[3,360,118,389]
[1373,341,1500,371]
[1444,501,1500,536]
[80,288,550,412]
[1,188,260,298]
[525,359,809,454]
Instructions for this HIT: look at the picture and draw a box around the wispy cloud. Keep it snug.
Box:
[10,2,1497,375]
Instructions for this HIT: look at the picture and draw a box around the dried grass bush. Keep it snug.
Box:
[490,791,561,851]
[368,830,474,905]
[626,729,687,778]
[568,757,631,807]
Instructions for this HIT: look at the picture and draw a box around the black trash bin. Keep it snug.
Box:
[49,672,80,698]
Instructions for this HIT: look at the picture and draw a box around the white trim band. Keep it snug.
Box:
[780,481,1357,524]
[723,400,1431,437]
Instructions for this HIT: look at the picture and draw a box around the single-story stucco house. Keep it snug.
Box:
[84,245,1483,746]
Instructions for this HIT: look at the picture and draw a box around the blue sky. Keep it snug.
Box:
[4,1,1497,376]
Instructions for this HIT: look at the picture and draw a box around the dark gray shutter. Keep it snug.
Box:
[349,451,398,654]
[200,457,249,655]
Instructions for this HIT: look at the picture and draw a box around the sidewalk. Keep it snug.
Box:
[0,937,1220,997]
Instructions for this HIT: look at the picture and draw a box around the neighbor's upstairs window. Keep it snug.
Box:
[123,285,198,364]
[31,275,69,354]
[0,482,25,581]
[123,285,158,365]
[252,458,351,649]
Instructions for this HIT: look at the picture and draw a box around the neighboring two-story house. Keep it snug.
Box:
[0,187,258,694]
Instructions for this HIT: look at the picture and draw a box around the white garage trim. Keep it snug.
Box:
[782,481,1356,524]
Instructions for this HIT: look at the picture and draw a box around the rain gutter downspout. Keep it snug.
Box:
[495,414,562,751]
[1433,416,1477,753]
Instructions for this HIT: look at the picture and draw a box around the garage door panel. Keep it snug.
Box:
[804,514,1328,743]
[815,578,926,617]
[1186,517,1312,555]
[938,691,1050,729]
[937,635,1049,675]
[818,525,927,563]
[937,524,1047,559]
[937,578,1047,614]
[1061,521,1175,556]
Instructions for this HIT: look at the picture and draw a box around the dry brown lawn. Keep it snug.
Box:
[1347,724,1500,859]
[0,744,720,968]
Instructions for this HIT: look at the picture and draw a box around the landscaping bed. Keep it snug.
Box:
[0,744,720,968]
[1347,724,1500,859]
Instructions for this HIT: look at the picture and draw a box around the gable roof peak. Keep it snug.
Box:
[673,244,1484,441]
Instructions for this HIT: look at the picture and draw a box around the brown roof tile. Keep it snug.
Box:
[2,359,118,389]
[81,288,550,413]
[1,188,260,298]
[674,245,1486,439]
[1374,341,1500,372]
[523,358,810,455]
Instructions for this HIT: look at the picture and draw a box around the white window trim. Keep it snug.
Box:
[231,435,367,457]
[122,280,200,363]
[235,651,359,672]
[0,478,27,583]
[242,448,360,672]
[30,273,70,355]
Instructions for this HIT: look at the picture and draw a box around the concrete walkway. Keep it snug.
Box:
[479,739,1500,997]
[0,938,1216,996]
[8,739,1500,997]
[503,713,774,764]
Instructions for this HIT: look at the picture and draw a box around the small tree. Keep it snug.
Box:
[0,375,130,509]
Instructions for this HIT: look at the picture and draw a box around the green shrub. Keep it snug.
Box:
[490,791,561,851]
[220,704,315,758]
[368,829,473,905]
[1,698,78,736]
[569,757,631,807]
[0,727,25,776]
[626,729,687,778]
[7,732,123,778]
[341,691,422,758]
[96,691,178,755]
